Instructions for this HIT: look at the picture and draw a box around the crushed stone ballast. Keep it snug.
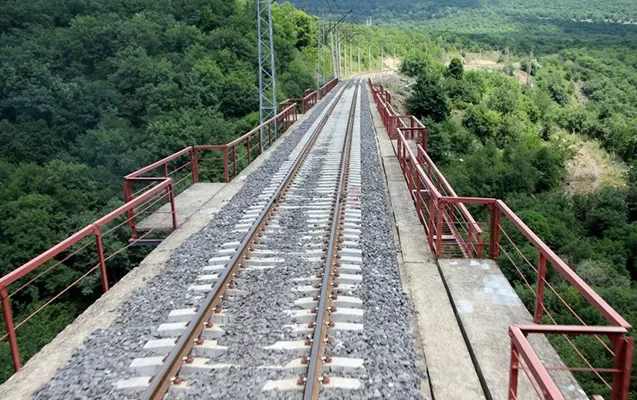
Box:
[34,80,426,400]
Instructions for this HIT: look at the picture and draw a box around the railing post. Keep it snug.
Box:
[223,147,229,182]
[122,180,138,240]
[406,157,414,196]
[191,147,199,183]
[232,146,237,178]
[246,136,251,164]
[93,226,109,293]
[534,252,547,323]
[415,174,422,223]
[477,236,484,259]
[1,286,21,371]
[508,340,520,400]
[427,197,436,250]
[436,199,445,257]
[489,203,502,260]
[423,127,428,152]
[611,335,633,400]
[168,181,178,232]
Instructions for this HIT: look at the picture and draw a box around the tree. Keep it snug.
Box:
[219,72,258,119]
[577,259,630,287]
[574,187,628,237]
[487,83,519,115]
[462,104,500,143]
[446,57,464,80]
[399,53,434,77]
[406,73,451,123]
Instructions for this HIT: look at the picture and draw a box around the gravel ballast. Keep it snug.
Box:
[321,83,426,400]
[33,81,427,400]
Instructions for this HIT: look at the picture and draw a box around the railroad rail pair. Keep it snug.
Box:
[142,80,361,400]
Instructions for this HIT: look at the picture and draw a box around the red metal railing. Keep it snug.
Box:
[368,78,633,399]
[370,79,481,258]
[124,78,338,239]
[0,78,339,378]
[0,180,177,371]
[369,82,427,145]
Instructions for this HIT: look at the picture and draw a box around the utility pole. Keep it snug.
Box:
[527,50,533,85]
[349,43,353,76]
[358,42,361,74]
[336,28,340,78]
[341,34,345,77]
[323,10,352,80]
[504,46,510,75]
[322,21,327,83]
[393,45,396,71]
[330,27,336,79]
[380,44,384,71]
[315,14,323,88]
[368,44,371,72]
[257,0,276,153]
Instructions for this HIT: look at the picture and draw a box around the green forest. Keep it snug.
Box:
[0,0,411,383]
[396,14,637,399]
[290,0,637,24]
[0,0,334,382]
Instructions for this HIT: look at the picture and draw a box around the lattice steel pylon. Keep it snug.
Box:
[257,0,277,152]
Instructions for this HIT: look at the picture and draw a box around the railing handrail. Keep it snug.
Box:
[369,78,632,399]
[225,103,296,147]
[0,179,174,289]
[125,148,192,179]
[510,326,566,400]
[420,148,482,235]
[396,130,443,199]
[515,324,629,335]
[123,77,339,181]
[496,200,631,329]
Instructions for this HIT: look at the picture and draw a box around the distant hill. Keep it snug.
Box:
[288,0,637,24]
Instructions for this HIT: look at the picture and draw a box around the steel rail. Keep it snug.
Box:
[303,80,359,399]
[141,82,352,400]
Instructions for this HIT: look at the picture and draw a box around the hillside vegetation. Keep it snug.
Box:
[0,0,426,383]
[290,0,636,24]
[0,0,324,382]
[397,23,637,400]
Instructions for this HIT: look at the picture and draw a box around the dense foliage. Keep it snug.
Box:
[290,0,636,24]
[401,29,637,397]
[0,0,324,382]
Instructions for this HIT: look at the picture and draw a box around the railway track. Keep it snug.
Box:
[118,80,364,399]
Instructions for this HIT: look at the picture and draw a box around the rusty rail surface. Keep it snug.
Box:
[368,78,633,400]
[303,80,359,399]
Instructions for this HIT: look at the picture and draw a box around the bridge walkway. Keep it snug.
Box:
[368,85,584,400]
